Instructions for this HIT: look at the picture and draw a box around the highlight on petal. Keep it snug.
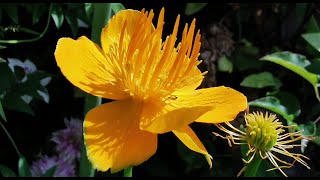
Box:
[55,36,129,100]
[140,99,213,134]
[101,9,155,55]
[140,86,247,133]
[194,86,248,123]
[83,100,157,173]
[172,125,212,168]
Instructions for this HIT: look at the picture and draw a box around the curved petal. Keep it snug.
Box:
[140,86,247,133]
[140,99,213,134]
[176,67,204,91]
[55,37,129,100]
[101,9,154,55]
[172,125,212,168]
[83,100,157,173]
[194,86,248,123]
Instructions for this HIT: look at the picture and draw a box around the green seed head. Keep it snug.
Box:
[245,111,283,151]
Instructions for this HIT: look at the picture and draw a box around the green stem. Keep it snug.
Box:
[123,166,133,177]
[0,4,53,44]
[244,153,262,177]
[79,3,112,177]
[19,27,41,36]
[91,3,112,45]
[0,121,22,157]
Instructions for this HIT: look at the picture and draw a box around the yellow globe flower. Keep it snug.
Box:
[54,8,248,173]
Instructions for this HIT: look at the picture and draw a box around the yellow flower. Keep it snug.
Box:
[213,111,311,177]
[54,8,248,173]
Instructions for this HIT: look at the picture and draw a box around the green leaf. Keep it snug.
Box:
[249,96,296,123]
[0,58,16,92]
[185,3,207,16]
[232,45,264,71]
[91,3,111,45]
[260,51,320,101]
[18,156,31,177]
[271,91,301,118]
[311,124,320,146]
[240,71,282,89]
[31,4,47,24]
[3,4,19,24]
[298,121,316,136]
[79,143,95,177]
[11,72,51,104]
[0,100,6,122]
[65,14,78,37]
[41,165,57,177]
[51,5,64,29]
[0,164,16,177]
[2,92,34,116]
[111,3,125,14]
[305,15,320,33]
[0,45,7,49]
[240,142,279,177]
[85,3,93,21]
[217,56,233,73]
[305,59,320,74]
[302,33,320,53]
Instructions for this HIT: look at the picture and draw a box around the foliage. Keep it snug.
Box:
[0,2,320,177]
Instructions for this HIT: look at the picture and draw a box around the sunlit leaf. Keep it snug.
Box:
[240,72,282,89]
[51,5,64,30]
[260,51,320,101]
[185,3,207,16]
[0,164,16,177]
[249,96,297,123]
[217,56,233,73]
[18,156,31,177]
[111,3,125,14]
[302,33,320,53]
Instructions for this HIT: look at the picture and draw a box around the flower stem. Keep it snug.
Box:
[123,166,133,177]
[0,4,52,44]
[79,3,112,177]
[0,121,22,157]
[244,153,262,177]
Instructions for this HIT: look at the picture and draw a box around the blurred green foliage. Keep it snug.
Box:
[0,2,319,177]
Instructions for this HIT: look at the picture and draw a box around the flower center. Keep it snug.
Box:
[245,112,282,151]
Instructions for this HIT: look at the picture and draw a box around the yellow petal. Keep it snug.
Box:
[55,37,129,100]
[84,100,157,173]
[176,67,204,91]
[140,86,247,133]
[140,99,213,134]
[101,9,154,56]
[194,86,248,123]
[172,125,212,168]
